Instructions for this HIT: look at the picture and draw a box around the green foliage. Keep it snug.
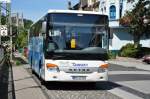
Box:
[119,0,150,45]
[108,51,116,59]
[120,43,150,58]
[15,29,28,48]
[1,13,33,50]
[1,15,6,25]
[15,60,21,66]
[138,47,150,57]
[24,19,33,29]
[120,43,139,58]
[14,19,33,49]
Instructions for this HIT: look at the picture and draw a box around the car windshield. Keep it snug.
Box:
[47,22,107,51]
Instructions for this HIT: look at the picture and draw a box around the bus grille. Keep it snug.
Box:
[60,67,98,74]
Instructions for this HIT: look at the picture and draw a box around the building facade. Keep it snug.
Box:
[72,0,150,51]
[99,0,149,51]
[72,0,100,11]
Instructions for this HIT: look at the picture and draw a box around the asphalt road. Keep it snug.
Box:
[43,82,121,99]
[108,64,150,99]
[109,64,150,82]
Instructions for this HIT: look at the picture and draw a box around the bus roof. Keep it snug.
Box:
[47,10,104,15]
[31,10,107,27]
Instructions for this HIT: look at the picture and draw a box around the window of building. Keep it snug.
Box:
[109,5,116,20]
[104,6,106,12]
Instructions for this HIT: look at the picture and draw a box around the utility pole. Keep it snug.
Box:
[0,3,1,45]
[8,3,12,61]
[16,12,19,35]
[6,2,12,60]
[21,13,24,28]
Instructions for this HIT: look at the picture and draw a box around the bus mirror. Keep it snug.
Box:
[42,21,47,33]
[108,28,113,39]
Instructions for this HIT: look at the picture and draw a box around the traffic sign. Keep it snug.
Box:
[0,25,8,36]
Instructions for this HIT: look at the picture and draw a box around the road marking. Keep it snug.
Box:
[108,70,150,99]
[109,71,150,75]
[117,81,150,94]
[108,87,143,99]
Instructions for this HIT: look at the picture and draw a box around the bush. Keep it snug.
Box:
[119,43,150,58]
[108,51,117,59]
[140,47,150,55]
[16,60,21,66]
[120,43,139,58]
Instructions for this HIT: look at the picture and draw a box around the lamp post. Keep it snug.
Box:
[0,3,1,45]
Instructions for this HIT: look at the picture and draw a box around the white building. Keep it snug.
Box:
[72,0,150,52]
[99,0,150,52]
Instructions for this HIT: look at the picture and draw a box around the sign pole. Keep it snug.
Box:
[7,2,12,61]
[0,3,1,45]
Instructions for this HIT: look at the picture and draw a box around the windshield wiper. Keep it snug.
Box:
[52,55,66,60]
[53,47,107,54]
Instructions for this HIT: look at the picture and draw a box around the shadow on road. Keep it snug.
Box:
[0,57,16,99]
[14,56,122,92]
[44,81,121,91]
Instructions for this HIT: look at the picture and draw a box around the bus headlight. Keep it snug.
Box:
[100,63,109,69]
[98,63,109,73]
[98,68,105,73]
[46,63,60,72]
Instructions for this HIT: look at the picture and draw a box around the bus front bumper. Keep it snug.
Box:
[44,71,108,82]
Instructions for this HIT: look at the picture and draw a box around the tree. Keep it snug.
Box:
[0,13,33,49]
[120,0,150,47]
[127,0,135,3]
[23,19,33,29]
[15,29,28,48]
[14,19,33,49]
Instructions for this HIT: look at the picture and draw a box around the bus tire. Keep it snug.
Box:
[40,72,47,85]
[39,61,45,85]
[40,78,46,85]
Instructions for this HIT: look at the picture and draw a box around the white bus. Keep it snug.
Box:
[28,10,112,83]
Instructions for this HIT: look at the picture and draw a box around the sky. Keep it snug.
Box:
[12,0,78,22]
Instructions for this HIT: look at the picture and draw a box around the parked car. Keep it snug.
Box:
[143,54,150,64]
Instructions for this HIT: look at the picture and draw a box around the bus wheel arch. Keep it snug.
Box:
[39,60,46,85]
[39,60,43,79]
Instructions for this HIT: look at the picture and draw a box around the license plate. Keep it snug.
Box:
[72,76,86,80]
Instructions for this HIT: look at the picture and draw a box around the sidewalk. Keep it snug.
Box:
[108,57,150,71]
[12,65,47,99]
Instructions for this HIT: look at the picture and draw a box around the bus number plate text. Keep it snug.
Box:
[72,76,86,80]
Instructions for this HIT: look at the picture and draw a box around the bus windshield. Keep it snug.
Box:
[47,13,108,52]
[47,23,107,51]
